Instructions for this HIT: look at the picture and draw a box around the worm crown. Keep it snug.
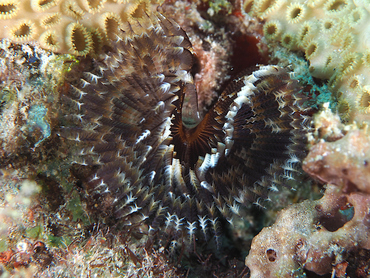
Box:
[61,12,311,243]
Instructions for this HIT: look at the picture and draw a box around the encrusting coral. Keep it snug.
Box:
[0,0,160,56]
[243,0,370,122]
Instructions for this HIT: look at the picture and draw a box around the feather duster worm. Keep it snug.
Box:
[61,13,311,241]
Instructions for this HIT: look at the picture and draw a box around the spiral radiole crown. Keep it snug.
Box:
[61,12,311,242]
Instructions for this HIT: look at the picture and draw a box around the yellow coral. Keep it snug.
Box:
[9,20,36,41]
[244,0,370,122]
[306,0,325,7]
[357,86,370,114]
[243,0,254,13]
[40,12,62,28]
[0,0,160,56]
[89,28,104,55]
[320,18,339,34]
[347,74,362,90]
[30,0,60,12]
[263,20,282,40]
[286,3,306,24]
[297,21,318,47]
[65,22,92,56]
[62,0,85,20]
[99,12,123,40]
[0,0,19,19]
[336,98,351,121]
[333,52,360,85]
[304,38,321,60]
[362,50,370,68]
[280,32,296,50]
[252,0,284,19]
[80,0,107,14]
[348,7,367,27]
[324,0,350,14]
[39,29,60,51]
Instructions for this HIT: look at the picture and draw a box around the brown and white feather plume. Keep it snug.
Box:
[61,12,311,242]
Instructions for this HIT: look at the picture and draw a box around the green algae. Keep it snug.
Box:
[27,105,51,147]
[26,225,43,239]
[270,46,337,110]
[207,0,232,16]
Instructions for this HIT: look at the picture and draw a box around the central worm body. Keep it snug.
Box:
[62,13,310,241]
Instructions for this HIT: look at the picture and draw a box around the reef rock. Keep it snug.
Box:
[245,184,370,277]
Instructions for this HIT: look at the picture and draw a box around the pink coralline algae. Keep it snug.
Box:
[246,109,370,277]
[245,184,370,277]
[303,127,370,194]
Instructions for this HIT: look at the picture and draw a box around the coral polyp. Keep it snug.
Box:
[244,0,370,122]
[0,0,158,56]
[61,12,311,241]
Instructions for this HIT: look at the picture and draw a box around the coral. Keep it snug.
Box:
[243,0,370,122]
[245,184,370,277]
[0,0,161,56]
[60,11,311,245]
